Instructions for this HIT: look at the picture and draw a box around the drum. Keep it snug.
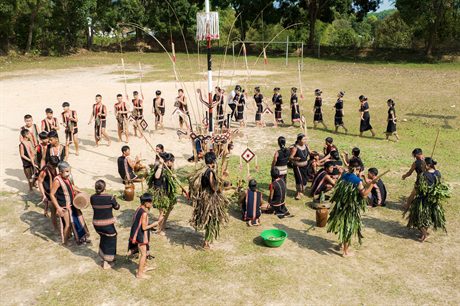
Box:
[314,203,331,228]
[124,183,135,201]
[74,192,90,210]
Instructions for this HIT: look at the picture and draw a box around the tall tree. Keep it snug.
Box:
[397,0,458,56]
[303,0,381,47]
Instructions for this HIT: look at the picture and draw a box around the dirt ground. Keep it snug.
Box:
[1,54,459,305]
[0,65,277,192]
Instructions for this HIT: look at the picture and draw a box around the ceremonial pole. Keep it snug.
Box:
[197,0,219,136]
[205,0,213,135]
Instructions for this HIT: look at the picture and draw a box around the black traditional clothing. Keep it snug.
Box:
[310,169,329,197]
[386,106,397,134]
[132,98,144,120]
[214,94,225,128]
[20,141,36,181]
[128,206,150,255]
[153,97,165,123]
[92,103,107,140]
[334,98,344,126]
[254,93,263,122]
[91,194,120,262]
[45,144,66,165]
[274,148,290,180]
[359,101,373,132]
[242,189,262,223]
[41,117,58,133]
[369,179,387,207]
[62,110,78,144]
[115,102,128,131]
[272,94,283,123]
[236,93,246,122]
[269,178,289,217]
[117,156,137,183]
[293,144,309,192]
[40,164,57,212]
[314,96,323,122]
[291,94,301,122]
[54,175,90,244]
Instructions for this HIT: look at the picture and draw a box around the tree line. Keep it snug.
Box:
[0,0,459,57]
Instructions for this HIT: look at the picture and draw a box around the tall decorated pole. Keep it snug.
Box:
[197,0,219,135]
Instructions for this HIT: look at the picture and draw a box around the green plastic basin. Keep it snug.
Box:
[260,229,288,248]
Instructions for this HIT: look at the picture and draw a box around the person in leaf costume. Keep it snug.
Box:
[327,161,378,257]
[147,152,177,236]
[189,152,229,249]
[405,157,450,242]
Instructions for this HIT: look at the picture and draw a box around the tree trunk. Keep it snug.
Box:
[26,0,42,53]
[426,0,444,57]
[307,0,318,48]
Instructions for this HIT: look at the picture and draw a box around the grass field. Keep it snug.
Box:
[1,52,459,305]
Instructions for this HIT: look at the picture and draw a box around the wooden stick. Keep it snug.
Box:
[121,58,128,98]
[138,62,144,100]
[431,128,440,158]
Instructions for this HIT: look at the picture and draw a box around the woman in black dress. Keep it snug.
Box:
[313,89,328,129]
[334,91,348,133]
[290,87,301,125]
[236,89,246,127]
[271,136,290,182]
[385,99,399,141]
[254,87,264,127]
[91,180,120,269]
[272,87,283,127]
[358,95,376,137]
[290,133,310,200]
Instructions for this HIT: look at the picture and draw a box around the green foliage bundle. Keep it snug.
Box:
[188,166,229,242]
[406,174,450,231]
[327,179,367,245]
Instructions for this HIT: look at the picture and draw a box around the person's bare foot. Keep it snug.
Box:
[157,231,166,236]
[342,252,354,257]
[144,266,156,272]
[203,241,211,250]
[136,274,151,279]
[102,261,112,270]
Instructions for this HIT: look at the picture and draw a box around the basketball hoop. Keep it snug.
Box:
[196,12,219,41]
